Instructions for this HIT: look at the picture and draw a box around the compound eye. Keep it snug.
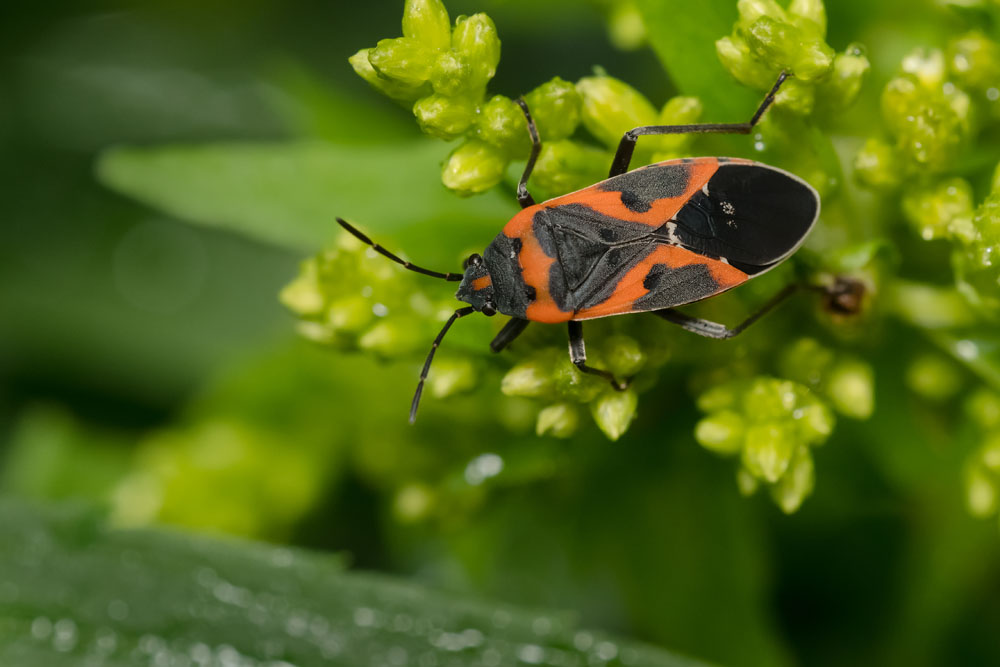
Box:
[463,253,483,269]
[481,301,497,317]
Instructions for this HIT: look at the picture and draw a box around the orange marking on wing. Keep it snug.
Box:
[472,275,492,291]
[544,158,719,228]
[572,245,748,321]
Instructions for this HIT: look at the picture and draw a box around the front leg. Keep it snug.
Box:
[567,321,628,390]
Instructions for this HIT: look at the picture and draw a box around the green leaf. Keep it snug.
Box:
[0,500,709,667]
[97,140,516,253]
[634,0,757,117]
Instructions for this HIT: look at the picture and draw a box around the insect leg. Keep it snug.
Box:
[337,218,463,282]
[410,306,477,423]
[567,321,628,390]
[490,317,531,353]
[607,71,790,177]
[652,283,798,339]
[514,97,542,208]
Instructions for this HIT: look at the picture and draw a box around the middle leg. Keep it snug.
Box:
[567,321,628,390]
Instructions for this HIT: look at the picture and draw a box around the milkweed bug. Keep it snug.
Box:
[338,72,821,423]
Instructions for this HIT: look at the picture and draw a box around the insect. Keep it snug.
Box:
[338,72,820,422]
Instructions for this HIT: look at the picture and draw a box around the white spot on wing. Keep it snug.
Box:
[722,201,736,215]
[664,221,681,245]
[701,183,710,196]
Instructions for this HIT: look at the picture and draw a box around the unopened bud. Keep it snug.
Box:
[441,139,508,195]
[695,410,746,455]
[475,95,530,155]
[591,388,638,441]
[771,446,815,513]
[402,0,451,53]
[413,94,477,139]
[826,359,874,419]
[536,403,579,438]
[525,77,583,142]
[577,76,658,149]
[743,421,796,483]
[452,13,500,90]
[369,37,436,87]
[349,48,429,102]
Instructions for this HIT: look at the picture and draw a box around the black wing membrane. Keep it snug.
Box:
[667,163,819,274]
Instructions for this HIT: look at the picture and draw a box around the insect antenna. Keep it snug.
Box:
[337,218,463,281]
[410,306,476,423]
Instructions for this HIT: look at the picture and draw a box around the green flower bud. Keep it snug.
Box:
[794,403,835,444]
[531,140,611,197]
[358,320,422,357]
[648,96,703,158]
[826,359,874,419]
[393,482,436,523]
[816,46,870,109]
[743,421,796,483]
[906,354,964,401]
[536,403,579,438]
[901,48,946,89]
[502,356,555,397]
[716,35,778,90]
[525,77,583,142]
[452,13,500,90]
[881,71,970,169]
[429,51,477,97]
[736,467,760,496]
[965,462,998,517]
[966,389,1000,430]
[475,95,529,155]
[280,265,325,317]
[770,446,815,513]
[427,357,478,398]
[737,0,787,26]
[607,1,647,51]
[413,93,477,139]
[697,383,740,412]
[901,177,975,240]
[695,410,746,455]
[948,32,1000,91]
[577,76,658,149]
[551,360,604,403]
[788,0,826,37]
[603,335,646,377]
[774,76,816,115]
[349,48,429,102]
[441,139,508,195]
[327,295,374,333]
[591,388,638,441]
[745,17,833,82]
[743,378,799,420]
[402,0,451,53]
[369,37,437,87]
[854,137,902,190]
[953,192,1000,313]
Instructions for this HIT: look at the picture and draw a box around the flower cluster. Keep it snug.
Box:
[695,338,874,512]
[349,0,706,199]
[716,0,869,115]
[500,337,653,441]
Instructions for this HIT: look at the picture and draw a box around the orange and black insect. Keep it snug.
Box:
[338,72,820,422]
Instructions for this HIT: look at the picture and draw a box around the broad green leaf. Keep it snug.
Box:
[97,141,516,253]
[0,501,708,667]
[635,0,757,117]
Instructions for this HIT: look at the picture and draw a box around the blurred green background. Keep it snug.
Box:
[3,1,1000,666]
